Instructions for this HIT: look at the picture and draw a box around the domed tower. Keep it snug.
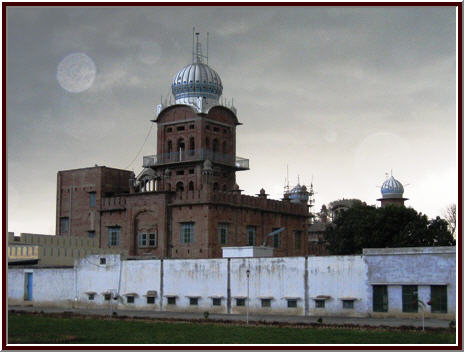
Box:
[377,173,408,207]
[143,32,249,194]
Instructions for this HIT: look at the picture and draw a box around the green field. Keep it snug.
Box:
[8,312,456,345]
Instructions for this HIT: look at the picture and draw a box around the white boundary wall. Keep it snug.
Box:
[7,247,456,319]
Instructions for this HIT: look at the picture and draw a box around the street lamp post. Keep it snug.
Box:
[246,268,250,325]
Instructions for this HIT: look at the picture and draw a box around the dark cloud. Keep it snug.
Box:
[6,6,456,234]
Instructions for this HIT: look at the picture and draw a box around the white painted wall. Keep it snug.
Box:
[230,257,306,315]
[8,268,75,307]
[120,259,161,309]
[7,247,456,319]
[307,255,369,317]
[163,258,228,313]
[76,255,121,307]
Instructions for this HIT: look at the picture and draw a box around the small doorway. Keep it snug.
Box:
[24,272,33,301]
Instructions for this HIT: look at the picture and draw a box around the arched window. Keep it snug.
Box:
[177,138,185,152]
[213,182,219,191]
[222,141,227,154]
[189,137,195,156]
[176,182,184,192]
[188,181,194,191]
[213,139,219,154]
[177,138,185,161]
[167,140,172,159]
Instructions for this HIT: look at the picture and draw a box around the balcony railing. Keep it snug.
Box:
[143,149,249,170]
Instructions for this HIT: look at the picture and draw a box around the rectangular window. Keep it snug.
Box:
[89,192,96,207]
[189,169,195,174]
[213,126,220,132]
[218,223,229,245]
[212,298,221,306]
[149,233,157,247]
[88,231,95,238]
[167,297,176,305]
[176,126,185,131]
[100,258,106,265]
[247,226,256,246]
[294,231,302,250]
[88,294,95,301]
[431,285,447,313]
[181,222,194,244]
[236,298,245,306]
[108,227,120,246]
[189,297,198,306]
[272,231,281,248]
[104,294,111,301]
[315,300,325,308]
[60,217,69,233]
[261,299,271,307]
[343,300,354,309]
[402,285,418,312]
[189,124,195,130]
[147,296,155,304]
[139,233,147,247]
[176,170,184,175]
[287,299,297,308]
[373,285,388,312]
[127,296,135,304]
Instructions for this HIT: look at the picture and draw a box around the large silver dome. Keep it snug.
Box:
[171,62,223,103]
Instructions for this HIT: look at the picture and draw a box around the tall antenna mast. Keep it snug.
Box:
[206,32,209,65]
[192,27,195,63]
[195,32,202,63]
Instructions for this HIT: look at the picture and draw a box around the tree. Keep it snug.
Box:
[325,204,455,255]
[443,204,456,236]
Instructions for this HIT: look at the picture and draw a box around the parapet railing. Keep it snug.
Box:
[143,149,249,170]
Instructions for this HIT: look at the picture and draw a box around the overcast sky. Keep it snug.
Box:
[7,6,457,235]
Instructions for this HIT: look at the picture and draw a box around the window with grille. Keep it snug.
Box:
[108,227,120,246]
[218,223,229,245]
[148,233,157,247]
[212,298,221,306]
[272,232,281,248]
[181,223,194,243]
[261,299,271,307]
[126,295,135,304]
[294,231,302,249]
[287,299,297,308]
[373,285,388,312]
[402,285,418,312]
[431,285,447,313]
[236,298,245,306]
[167,297,176,305]
[147,296,155,304]
[189,297,198,306]
[89,192,96,207]
[139,233,147,247]
[60,217,69,233]
[315,299,325,308]
[342,300,354,309]
[247,226,256,246]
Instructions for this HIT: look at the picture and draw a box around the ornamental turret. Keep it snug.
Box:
[377,173,408,207]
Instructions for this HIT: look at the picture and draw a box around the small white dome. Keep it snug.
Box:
[381,176,404,199]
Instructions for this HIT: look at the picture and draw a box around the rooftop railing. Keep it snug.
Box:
[143,149,249,170]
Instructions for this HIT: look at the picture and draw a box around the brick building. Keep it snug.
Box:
[56,34,315,259]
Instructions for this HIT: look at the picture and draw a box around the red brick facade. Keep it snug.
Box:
[56,104,317,258]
